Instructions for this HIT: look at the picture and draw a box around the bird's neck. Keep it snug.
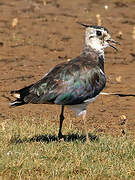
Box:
[82,45,104,57]
[82,45,105,71]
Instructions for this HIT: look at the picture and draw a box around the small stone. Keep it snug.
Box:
[104,5,108,10]
[132,27,135,39]
[116,76,122,83]
[117,31,123,39]
[120,115,127,120]
[96,14,101,26]
[12,18,18,28]
[120,115,127,125]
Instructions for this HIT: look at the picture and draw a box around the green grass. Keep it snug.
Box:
[0,116,135,180]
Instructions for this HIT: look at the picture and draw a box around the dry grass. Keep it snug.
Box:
[0,116,135,180]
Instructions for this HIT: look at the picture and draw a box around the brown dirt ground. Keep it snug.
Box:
[0,0,135,137]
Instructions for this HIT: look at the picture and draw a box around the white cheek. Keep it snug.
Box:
[92,41,102,50]
[88,38,103,51]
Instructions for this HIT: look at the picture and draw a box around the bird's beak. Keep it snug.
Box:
[107,38,120,51]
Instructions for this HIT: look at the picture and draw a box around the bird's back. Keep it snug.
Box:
[21,50,106,106]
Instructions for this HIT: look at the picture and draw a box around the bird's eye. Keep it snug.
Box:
[96,30,102,36]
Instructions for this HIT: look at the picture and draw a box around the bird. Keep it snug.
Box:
[10,23,119,142]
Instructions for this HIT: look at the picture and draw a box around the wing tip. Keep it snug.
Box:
[10,100,25,107]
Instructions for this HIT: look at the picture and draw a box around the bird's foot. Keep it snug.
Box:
[58,133,65,140]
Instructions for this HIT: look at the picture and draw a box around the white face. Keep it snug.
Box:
[85,27,111,53]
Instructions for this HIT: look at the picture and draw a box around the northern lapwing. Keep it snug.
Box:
[10,23,119,142]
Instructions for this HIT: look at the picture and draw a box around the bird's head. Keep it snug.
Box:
[78,22,119,54]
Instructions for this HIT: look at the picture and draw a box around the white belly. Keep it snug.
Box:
[69,95,99,116]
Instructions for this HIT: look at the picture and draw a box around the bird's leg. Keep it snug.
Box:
[58,105,65,139]
[82,112,89,142]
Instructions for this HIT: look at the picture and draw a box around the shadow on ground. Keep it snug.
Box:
[10,133,99,144]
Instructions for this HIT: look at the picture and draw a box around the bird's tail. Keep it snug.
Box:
[10,84,33,107]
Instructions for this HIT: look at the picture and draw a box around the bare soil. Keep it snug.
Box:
[0,0,135,136]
